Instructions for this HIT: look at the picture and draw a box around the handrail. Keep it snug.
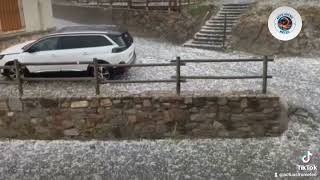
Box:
[70,0,200,12]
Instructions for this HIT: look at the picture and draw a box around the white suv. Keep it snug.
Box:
[0,25,136,79]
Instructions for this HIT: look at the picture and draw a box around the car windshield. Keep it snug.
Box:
[22,42,35,51]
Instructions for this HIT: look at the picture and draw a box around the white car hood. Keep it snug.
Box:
[0,40,36,55]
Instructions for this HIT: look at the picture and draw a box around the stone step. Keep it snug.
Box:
[216,15,242,19]
[221,6,250,9]
[207,19,238,23]
[222,3,251,7]
[203,24,234,28]
[219,10,247,13]
[221,7,249,10]
[218,11,244,15]
[216,14,242,17]
[222,5,250,9]
[221,8,249,12]
[192,40,223,46]
[194,36,224,42]
[182,3,251,51]
[201,26,232,31]
[211,16,240,20]
[199,30,231,35]
[195,32,225,38]
[184,42,223,50]
[205,22,236,27]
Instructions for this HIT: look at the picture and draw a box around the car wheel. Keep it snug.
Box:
[2,62,26,80]
[88,61,112,80]
[97,65,111,80]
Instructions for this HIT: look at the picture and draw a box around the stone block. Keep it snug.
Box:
[217,97,228,105]
[7,112,14,117]
[128,115,137,124]
[143,99,152,107]
[90,98,99,108]
[206,113,216,118]
[218,112,230,121]
[192,97,206,106]
[60,101,70,108]
[263,108,274,114]
[184,97,192,104]
[189,107,199,113]
[240,98,248,108]
[168,108,189,122]
[40,99,59,108]
[64,128,79,136]
[0,101,8,111]
[190,114,207,122]
[124,109,136,115]
[228,96,240,101]
[35,126,50,134]
[62,120,74,129]
[31,118,40,124]
[212,121,225,130]
[0,119,4,126]
[29,108,47,118]
[113,100,121,104]
[230,114,246,121]
[71,101,89,108]
[100,98,112,107]
[8,98,22,111]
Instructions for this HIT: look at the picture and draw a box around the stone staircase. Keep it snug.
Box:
[184,3,252,50]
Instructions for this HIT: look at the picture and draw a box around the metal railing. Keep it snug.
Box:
[70,0,200,12]
[0,56,273,97]
[222,13,227,48]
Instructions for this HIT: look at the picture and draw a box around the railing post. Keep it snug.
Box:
[168,0,171,12]
[179,0,182,12]
[222,13,227,49]
[176,56,181,95]
[146,0,149,11]
[93,58,100,95]
[14,60,23,97]
[128,0,131,9]
[262,56,268,94]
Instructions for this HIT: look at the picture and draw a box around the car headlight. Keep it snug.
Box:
[0,55,4,60]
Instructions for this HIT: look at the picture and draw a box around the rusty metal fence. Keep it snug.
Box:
[0,56,273,97]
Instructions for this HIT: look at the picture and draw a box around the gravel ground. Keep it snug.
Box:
[0,18,319,179]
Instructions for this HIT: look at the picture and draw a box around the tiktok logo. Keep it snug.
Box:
[301,151,313,164]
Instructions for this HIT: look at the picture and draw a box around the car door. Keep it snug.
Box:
[59,35,116,72]
[21,36,61,72]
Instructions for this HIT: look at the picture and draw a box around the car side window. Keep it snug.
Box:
[30,37,60,52]
[60,35,112,50]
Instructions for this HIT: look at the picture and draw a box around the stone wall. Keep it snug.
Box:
[52,4,217,43]
[0,92,288,140]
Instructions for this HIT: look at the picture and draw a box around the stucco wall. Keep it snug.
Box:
[22,0,54,32]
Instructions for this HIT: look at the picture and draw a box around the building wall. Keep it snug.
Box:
[21,0,54,32]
